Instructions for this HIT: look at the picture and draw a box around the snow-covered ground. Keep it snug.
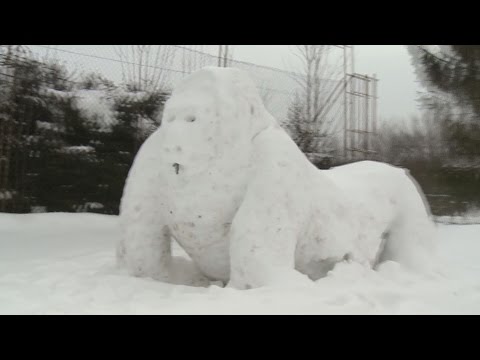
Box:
[434,209,480,225]
[0,212,479,314]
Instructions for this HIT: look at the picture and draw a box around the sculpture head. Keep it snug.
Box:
[159,67,274,175]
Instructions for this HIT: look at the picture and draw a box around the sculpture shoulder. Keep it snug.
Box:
[247,125,316,192]
[251,125,305,165]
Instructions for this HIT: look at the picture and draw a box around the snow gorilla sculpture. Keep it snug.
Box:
[117,67,436,289]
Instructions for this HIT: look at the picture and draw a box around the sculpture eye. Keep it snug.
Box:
[167,115,175,123]
[186,115,196,123]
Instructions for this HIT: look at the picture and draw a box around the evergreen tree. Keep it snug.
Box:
[409,46,480,117]
[95,88,169,214]
[408,45,480,158]
[0,48,170,214]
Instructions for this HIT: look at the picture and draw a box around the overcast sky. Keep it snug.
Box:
[230,45,423,121]
[30,45,424,122]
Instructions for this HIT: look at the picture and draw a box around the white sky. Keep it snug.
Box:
[29,45,423,122]
[230,45,422,121]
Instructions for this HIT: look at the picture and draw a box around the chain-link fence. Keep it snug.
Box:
[26,45,347,127]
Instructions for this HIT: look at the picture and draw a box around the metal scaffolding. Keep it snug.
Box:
[345,72,379,160]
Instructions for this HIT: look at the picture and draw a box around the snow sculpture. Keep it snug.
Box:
[117,67,436,289]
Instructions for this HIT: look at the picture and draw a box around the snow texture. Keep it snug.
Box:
[0,191,13,200]
[0,213,479,314]
[42,88,117,131]
[118,67,437,290]
[73,89,116,130]
[59,146,95,154]
[434,208,480,225]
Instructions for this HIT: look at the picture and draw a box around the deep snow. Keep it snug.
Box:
[1,213,479,314]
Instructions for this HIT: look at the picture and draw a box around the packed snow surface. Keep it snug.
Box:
[0,213,479,314]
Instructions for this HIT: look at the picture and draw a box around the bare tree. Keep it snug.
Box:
[374,110,450,166]
[113,45,176,92]
[287,45,343,154]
